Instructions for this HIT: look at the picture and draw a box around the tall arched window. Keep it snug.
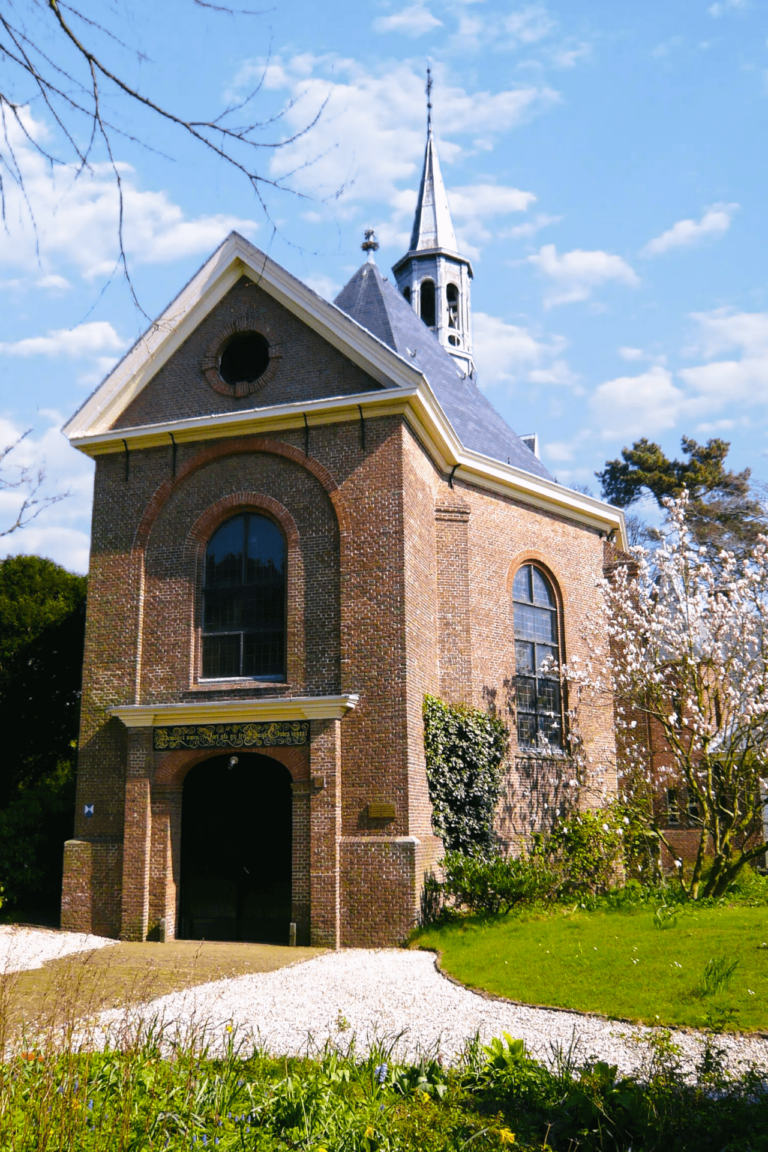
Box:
[419,279,436,328]
[513,564,563,750]
[202,514,286,680]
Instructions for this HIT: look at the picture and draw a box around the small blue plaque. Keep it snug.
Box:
[84,804,94,818]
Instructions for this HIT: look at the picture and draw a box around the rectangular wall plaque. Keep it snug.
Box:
[153,720,309,752]
[367,802,397,820]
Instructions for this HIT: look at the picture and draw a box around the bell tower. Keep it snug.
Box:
[392,69,475,376]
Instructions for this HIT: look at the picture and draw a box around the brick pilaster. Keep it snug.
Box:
[435,500,472,703]
[120,728,153,941]
[309,718,341,948]
[149,785,182,940]
[291,781,311,944]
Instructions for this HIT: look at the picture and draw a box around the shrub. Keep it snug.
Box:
[441,851,557,916]
[423,694,508,856]
[547,808,625,896]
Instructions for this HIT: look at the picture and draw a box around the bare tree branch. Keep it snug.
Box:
[0,0,334,304]
[0,430,69,538]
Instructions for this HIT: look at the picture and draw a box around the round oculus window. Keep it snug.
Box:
[219,332,270,387]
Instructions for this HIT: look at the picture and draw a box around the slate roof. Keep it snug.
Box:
[334,261,554,481]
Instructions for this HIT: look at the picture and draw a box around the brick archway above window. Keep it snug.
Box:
[505,550,568,609]
[132,436,350,558]
[153,744,310,791]
[185,492,300,556]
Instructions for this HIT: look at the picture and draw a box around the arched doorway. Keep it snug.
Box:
[179,753,292,943]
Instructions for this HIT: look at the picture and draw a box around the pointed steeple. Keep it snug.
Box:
[392,68,474,376]
[409,119,458,254]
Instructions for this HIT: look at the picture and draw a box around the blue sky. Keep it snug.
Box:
[1,0,767,572]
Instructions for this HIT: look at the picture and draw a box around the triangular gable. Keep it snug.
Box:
[63,232,425,441]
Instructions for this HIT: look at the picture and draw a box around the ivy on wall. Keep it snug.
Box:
[423,694,508,856]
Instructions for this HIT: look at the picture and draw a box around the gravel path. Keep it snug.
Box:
[0,925,114,973]
[99,948,768,1079]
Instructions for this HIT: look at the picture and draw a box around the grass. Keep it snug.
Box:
[0,932,766,1148]
[415,904,768,1032]
[1,1018,767,1150]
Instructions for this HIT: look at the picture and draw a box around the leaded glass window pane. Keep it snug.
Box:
[513,564,563,750]
[202,514,286,679]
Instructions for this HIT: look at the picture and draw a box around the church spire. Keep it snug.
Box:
[409,68,458,254]
[392,69,474,375]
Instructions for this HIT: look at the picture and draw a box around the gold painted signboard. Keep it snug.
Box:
[153,721,309,751]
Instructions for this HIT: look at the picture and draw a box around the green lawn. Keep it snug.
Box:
[415,904,768,1032]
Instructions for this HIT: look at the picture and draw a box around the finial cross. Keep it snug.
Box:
[426,66,433,129]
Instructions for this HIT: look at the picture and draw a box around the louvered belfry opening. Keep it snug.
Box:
[179,753,292,943]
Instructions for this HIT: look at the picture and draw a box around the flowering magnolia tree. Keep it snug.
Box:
[593,493,768,899]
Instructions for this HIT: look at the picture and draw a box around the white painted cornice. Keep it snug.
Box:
[63,233,422,442]
[110,693,360,727]
[70,378,627,547]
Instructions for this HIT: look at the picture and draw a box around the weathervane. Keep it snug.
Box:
[426,65,433,130]
[361,227,379,262]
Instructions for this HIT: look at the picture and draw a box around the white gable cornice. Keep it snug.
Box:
[63,232,423,441]
[63,233,627,548]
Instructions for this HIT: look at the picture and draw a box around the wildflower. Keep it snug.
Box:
[499,1129,516,1145]
[364,1127,375,1138]
[226,1025,233,1033]
[373,1062,388,1085]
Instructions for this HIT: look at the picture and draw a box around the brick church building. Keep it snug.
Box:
[61,119,626,948]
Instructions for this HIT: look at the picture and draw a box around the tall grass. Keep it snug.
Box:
[0,948,766,1151]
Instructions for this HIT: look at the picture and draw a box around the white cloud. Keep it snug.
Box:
[449,183,537,249]
[0,412,94,573]
[449,184,536,219]
[617,346,667,366]
[500,213,561,240]
[590,366,695,438]
[696,419,737,432]
[0,321,126,359]
[303,272,342,301]
[373,4,442,36]
[651,37,684,58]
[472,311,574,389]
[642,203,738,257]
[550,42,591,68]
[685,306,768,358]
[709,0,747,15]
[503,5,556,46]
[0,109,258,282]
[229,55,557,225]
[542,429,591,462]
[678,310,768,405]
[527,244,639,306]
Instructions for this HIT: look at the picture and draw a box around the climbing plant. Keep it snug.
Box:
[423,694,508,856]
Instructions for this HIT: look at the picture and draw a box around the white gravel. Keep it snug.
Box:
[98,948,768,1079]
[0,925,115,973]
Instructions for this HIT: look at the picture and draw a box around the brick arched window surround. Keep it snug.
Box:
[506,553,567,753]
[131,437,350,557]
[128,438,348,702]
[185,493,301,688]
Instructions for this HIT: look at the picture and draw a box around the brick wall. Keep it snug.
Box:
[63,287,617,944]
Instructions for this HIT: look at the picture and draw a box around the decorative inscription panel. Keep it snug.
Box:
[153,721,309,752]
